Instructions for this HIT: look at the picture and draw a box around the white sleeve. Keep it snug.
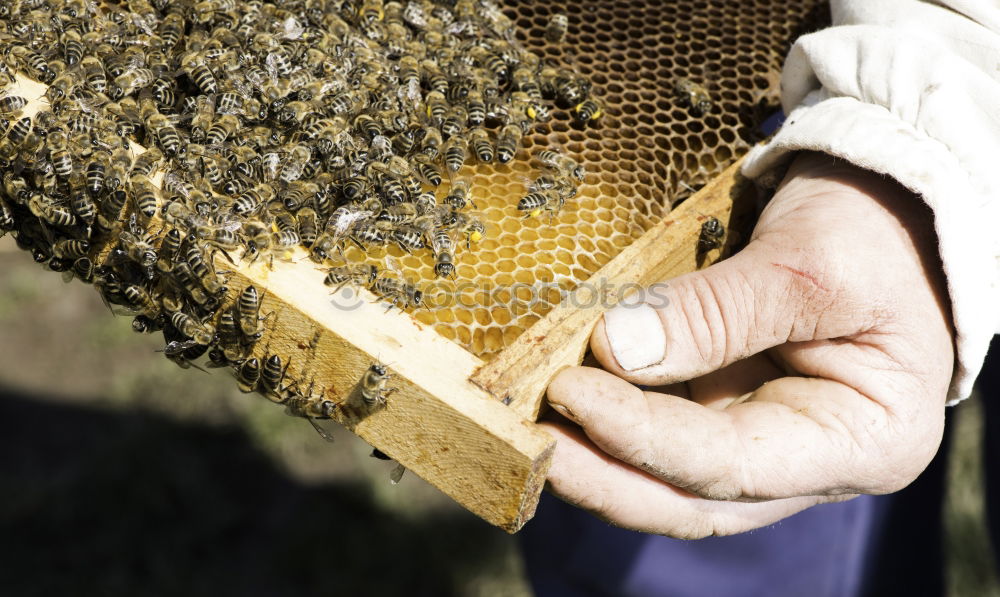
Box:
[742,0,1000,405]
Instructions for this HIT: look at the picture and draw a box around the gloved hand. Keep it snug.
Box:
[541,151,954,537]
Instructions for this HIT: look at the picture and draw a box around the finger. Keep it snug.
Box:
[590,240,861,386]
[540,421,846,538]
[547,367,942,500]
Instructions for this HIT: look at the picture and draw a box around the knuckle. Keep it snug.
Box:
[675,273,732,368]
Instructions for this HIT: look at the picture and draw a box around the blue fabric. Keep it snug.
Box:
[521,492,882,597]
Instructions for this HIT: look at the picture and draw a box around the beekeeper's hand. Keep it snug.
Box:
[541,152,954,537]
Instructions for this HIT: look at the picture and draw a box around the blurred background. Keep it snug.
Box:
[0,234,997,596]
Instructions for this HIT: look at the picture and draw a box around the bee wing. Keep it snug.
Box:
[280,16,304,40]
[264,53,282,80]
[230,79,254,99]
[389,463,407,485]
[383,254,402,277]
[306,417,336,443]
[370,134,393,159]
[160,340,199,356]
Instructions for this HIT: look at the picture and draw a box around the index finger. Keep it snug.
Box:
[546,367,941,501]
[539,421,842,538]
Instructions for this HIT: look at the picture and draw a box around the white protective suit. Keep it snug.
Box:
[743,0,1000,404]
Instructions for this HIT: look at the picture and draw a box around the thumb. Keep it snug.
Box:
[593,241,846,385]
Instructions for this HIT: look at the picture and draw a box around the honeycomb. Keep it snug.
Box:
[405,0,830,359]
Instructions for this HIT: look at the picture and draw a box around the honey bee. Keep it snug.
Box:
[411,153,442,186]
[215,310,246,362]
[572,98,602,123]
[389,224,425,253]
[80,56,107,94]
[353,113,382,140]
[47,129,74,179]
[5,116,32,147]
[118,227,158,268]
[674,78,712,116]
[495,123,522,163]
[469,127,494,162]
[465,88,486,126]
[150,77,177,108]
[130,174,160,221]
[231,184,274,217]
[169,261,212,307]
[451,210,486,248]
[235,357,261,393]
[545,13,568,43]
[430,227,456,278]
[698,217,725,253]
[443,135,467,172]
[52,239,90,260]
[517,188,566,219]
[440,105,467,139]
[324,263,378,290]
[170,311,216,346]
[205,113,239,145]
[279,144,312,183]
[306,116,349,154]
[537,149,585,181]
[113,66,155,98]
[146,113,184,157]
[281,382,338,442]
[186,245,226,294]
[27,193,75,227]
[156,228,183,274]
[237,284,267,341]
[123,284,161,318]
[189,62,219,95]
[0,95,26,116]
[250,353,290,400]
[61,29,85,65]
[158,11,184,49]
[130,147,163,177]
[513,66,541,99]
[359,361,397,407]
[371,272,423,311]
[65,188,95,229]
[45,72,79,104]
[196,223,242,251]
[444,179,474,210]
[296,206,318,247]
[188,95,216,143]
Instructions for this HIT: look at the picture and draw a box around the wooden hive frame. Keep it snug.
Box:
[11,61,755,531]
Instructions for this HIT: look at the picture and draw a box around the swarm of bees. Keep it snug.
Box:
[0,0,602,445]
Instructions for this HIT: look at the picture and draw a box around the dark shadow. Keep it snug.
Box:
[0,388,514,597]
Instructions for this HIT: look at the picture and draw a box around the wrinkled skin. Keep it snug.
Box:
[542,152,954,538]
